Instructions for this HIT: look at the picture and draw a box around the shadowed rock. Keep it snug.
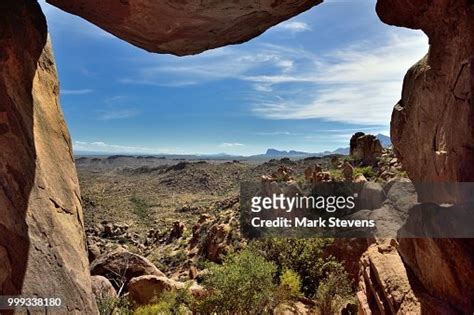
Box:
[46,0,323,56]
[0,1,96,313]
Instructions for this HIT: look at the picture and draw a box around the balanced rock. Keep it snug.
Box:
[46,0,323,56]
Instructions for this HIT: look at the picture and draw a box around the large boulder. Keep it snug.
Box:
[0,1,96,313]
[91,275,117,302]
[90,249,165,287]
[358,182,386,210]
[128,275,185,305]
[45,0,322,56]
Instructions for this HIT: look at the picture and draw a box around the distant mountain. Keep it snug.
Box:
[260,147,349,158]
[265,148,310,156]
[376,134,392,147]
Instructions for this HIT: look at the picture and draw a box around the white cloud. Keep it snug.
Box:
[61,89,94,95]
[246,31,428,125]
[274,21,312,33]
[219,143,245,147]
[120,27,427,126]
[73,141,166,154]
[256,131,303,136]
[96,109,139,121]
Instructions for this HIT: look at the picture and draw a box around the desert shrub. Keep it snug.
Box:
[328,169,344,181]
[197,248,277,313]
[314,264,353,315]
[134,286,194,315]
[253,238,337,296]
[354,166,376,179]
[279,269,302,299]
[97,296,132,315]
[129,195,149,220]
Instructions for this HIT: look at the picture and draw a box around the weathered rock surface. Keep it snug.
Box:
[357,239,455,315]
[46,0,323,56]
[398,238,474,313]
[350,133,383,167]
[0,1,96,313]
[379,0,474,186]
[90,249,166,287]
[91,275,117,302]
[358,182,385,210]
[128,275,185,305]
[374,1,474,313]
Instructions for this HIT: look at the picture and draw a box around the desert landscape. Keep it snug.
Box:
[79,133,407,314]
[1,0,473,314]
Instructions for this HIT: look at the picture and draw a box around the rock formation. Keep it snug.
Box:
[90,249,166,288]
[45,0,323,56]
[349,133,383,167]
[0,1,96,313]
[356,1,474,314]
[128,275,185,305]
[381,0,474,185]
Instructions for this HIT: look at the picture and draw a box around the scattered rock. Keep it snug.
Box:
[168,221,186,242]
[354,174,367,183]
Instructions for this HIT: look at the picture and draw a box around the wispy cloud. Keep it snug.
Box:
[219,142,245,147]
[274,21,311,33]
[121,28,426,126]
[61,89,94,95]
[248,32,428,124]
[73,141,166,154]
[96,109,139,121]
[256,131,303,136]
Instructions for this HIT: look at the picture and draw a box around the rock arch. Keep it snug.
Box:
[0,0,472,313]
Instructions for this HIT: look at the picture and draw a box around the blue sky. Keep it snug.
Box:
[39,0,427,156]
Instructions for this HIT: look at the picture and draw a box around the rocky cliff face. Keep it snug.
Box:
[45,0,322,56]
[0,1,96,313]
[381,0,474,186]
[357,1,474,314]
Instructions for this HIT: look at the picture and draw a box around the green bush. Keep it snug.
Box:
[97,296,133,315]
[314,264,353,315]
[253,238,337,296]
[354,166,376,179]
[197,248,277,313]
[133,286,193,315]
[279,269,302,299]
